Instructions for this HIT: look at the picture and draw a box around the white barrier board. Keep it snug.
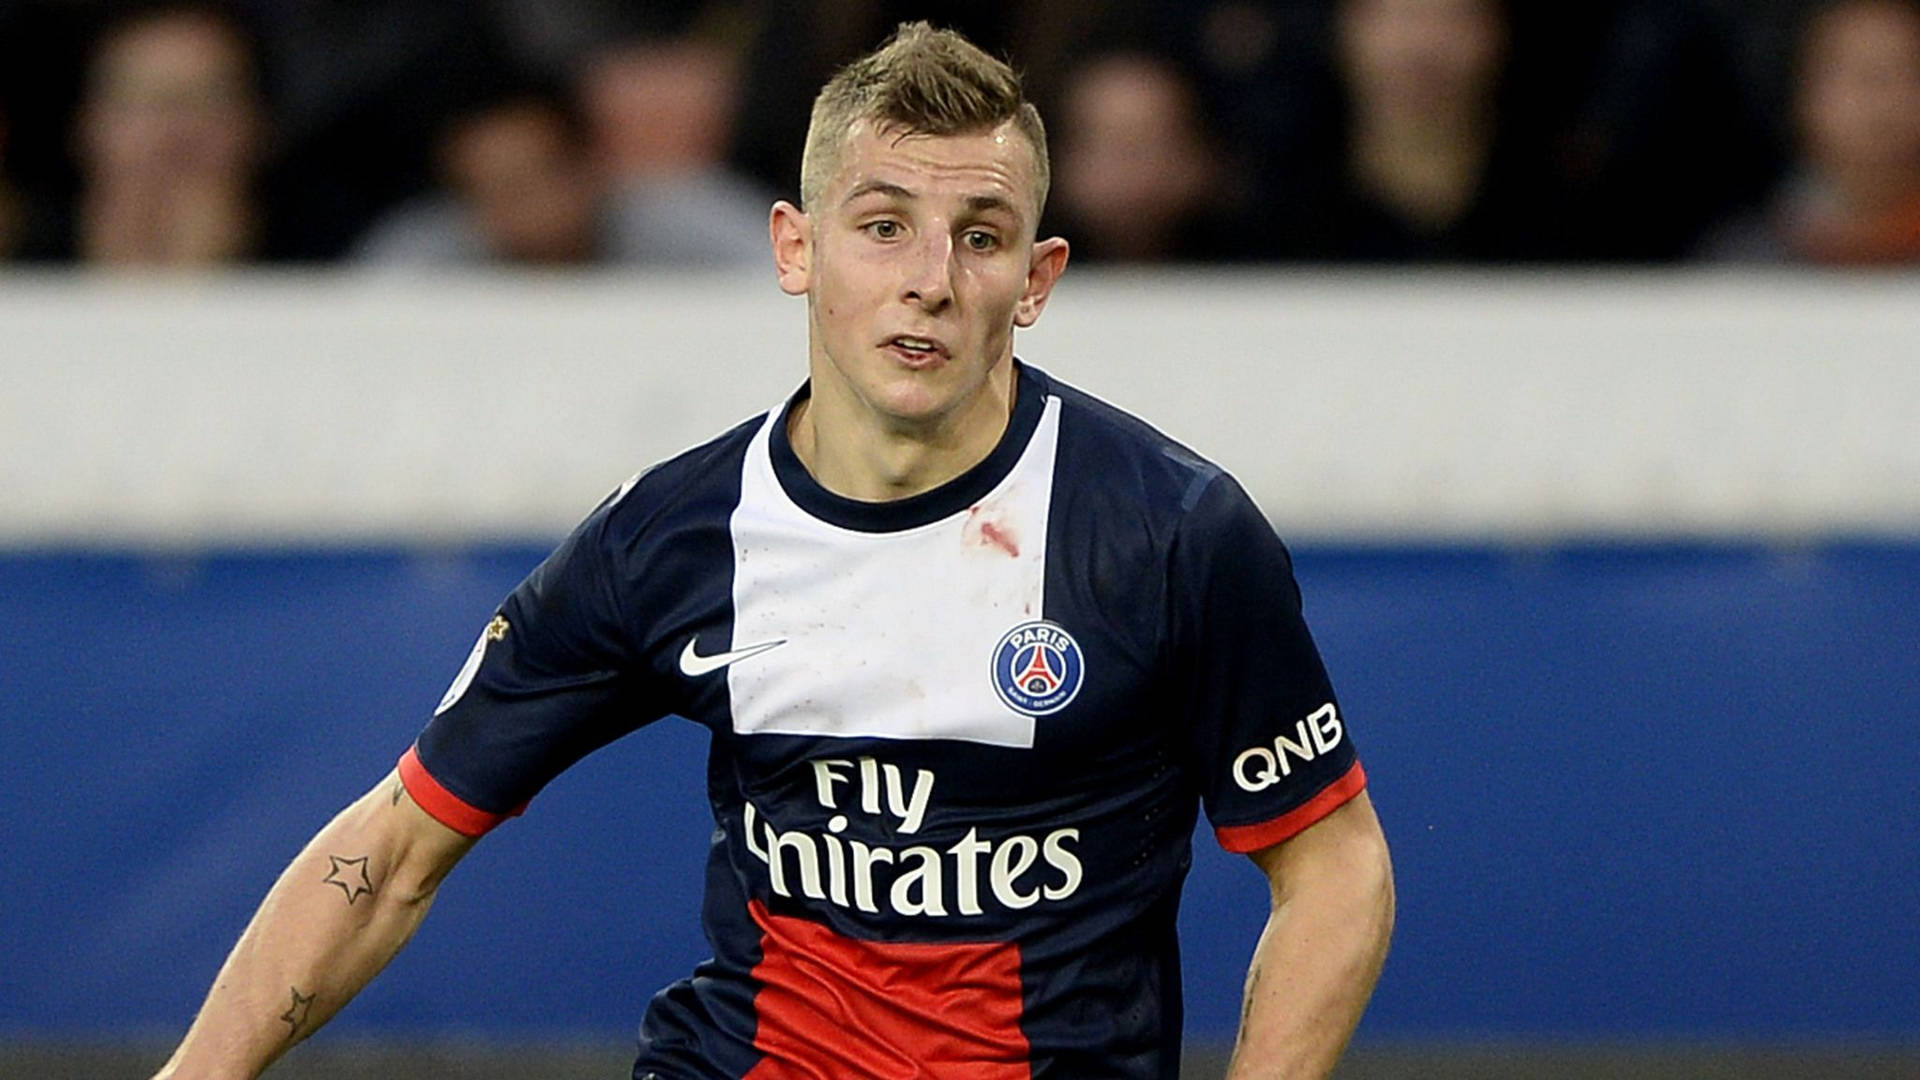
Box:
[2,269,1915,544]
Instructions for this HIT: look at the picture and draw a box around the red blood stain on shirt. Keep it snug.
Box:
[979,521,1019,558]
[963,505,1021,558]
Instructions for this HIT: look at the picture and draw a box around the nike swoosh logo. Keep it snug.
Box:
[678,637,788,677]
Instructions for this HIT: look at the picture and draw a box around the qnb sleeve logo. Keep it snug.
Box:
[990,621,1085,716]
[1232,703,1345,792]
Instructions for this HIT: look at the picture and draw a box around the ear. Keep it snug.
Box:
[1013,235,1070,328]
[770,200,812,296]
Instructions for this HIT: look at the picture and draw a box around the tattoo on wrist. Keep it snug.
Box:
[322,854,375,904]
[280,987,314,1039]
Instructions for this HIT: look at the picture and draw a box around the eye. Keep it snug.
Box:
[964,229,999,252]
[865,219,903,240]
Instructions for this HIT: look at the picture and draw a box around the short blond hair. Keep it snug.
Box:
[799,22,1049,214]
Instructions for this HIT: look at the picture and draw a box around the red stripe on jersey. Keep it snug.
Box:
[1214,761,1368,854]
[397,746,522,837]
[743,899,1031,1080]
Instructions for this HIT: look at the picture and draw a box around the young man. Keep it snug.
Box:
[154,23,1393,1080]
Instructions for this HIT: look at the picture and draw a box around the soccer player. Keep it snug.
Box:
[154,22,1393,1080]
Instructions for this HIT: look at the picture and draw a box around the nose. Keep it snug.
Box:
[902,231,955,312]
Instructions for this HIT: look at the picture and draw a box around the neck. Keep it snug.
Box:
[790,356,1016,503]
[81,179,257,264]
[1827,159,1920,220]
[1350,104,1492,231]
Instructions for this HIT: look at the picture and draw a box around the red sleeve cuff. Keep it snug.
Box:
[398,746,525,838]
[1213,760,1367,854]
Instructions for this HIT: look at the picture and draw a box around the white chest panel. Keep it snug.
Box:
[726,400,1062,748]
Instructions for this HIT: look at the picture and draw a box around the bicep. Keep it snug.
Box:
[1247,790,1392,906]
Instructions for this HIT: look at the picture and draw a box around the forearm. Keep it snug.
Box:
[155,774,468,1080]
[1226,799,1395,1080]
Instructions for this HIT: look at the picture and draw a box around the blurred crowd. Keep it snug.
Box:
[0,0,1917,269]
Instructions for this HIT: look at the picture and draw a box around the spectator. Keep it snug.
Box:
[1255,0,1567,262]
[1162,0,1333,183]
[1047,51,1246,262]
[726,2,1025,200]
[245,0,512,261]
[1706,0,1920,264]
[1541,0,1777,259]
[0,102,23,258]
[579,35,774,266]
[64,3,268,266]
[356,88,605,265]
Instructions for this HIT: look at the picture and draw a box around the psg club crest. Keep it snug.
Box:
[991,620,1085,716]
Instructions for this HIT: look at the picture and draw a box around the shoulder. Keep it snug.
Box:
[351,196,487,264]
[1033,365,1231,527]
[586,410,770,549]
[517,411,769,621]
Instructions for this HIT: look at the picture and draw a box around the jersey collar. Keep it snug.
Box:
[769,360,1050,533]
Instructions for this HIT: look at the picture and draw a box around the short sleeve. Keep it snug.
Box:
[1168,474,1365,854]
[402,491,666,836]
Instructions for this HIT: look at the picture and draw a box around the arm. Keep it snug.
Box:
[1225,790,1394,1080]
[153,768,478,1080]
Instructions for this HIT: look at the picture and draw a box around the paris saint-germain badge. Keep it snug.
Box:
[991,620,1085,716]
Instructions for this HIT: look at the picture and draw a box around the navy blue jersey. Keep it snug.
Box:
[402,362,1365,1079]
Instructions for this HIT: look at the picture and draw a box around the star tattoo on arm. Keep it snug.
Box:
[321,854,375,905]
[280,987,314,1039]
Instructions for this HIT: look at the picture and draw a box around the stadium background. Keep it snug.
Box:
[3,2,1919,1079]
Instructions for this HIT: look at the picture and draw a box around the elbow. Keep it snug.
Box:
[328,779,469,911]
[380,863,445,910]
[379,836,463,909]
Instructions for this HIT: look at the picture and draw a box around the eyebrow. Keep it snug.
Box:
[962,193,1018,219]
[842,180,915,206]
[840,182,1021,221]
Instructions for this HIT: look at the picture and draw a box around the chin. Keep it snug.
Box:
[866,379,958,425]
[858,352,971,413]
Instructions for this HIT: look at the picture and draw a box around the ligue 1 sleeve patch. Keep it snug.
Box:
[435,614,508,716]
[991,620,1085,716]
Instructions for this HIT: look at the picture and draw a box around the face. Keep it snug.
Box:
[1058,55,1216,259]
[445,104,599,264]
[580,40,739,175]
[80,14,261,187]
[1338,0,1508,122]
[772,120,1068,429]
[1798,1,1920,181]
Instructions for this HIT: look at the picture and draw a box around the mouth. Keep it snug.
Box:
[882,334,951,369]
